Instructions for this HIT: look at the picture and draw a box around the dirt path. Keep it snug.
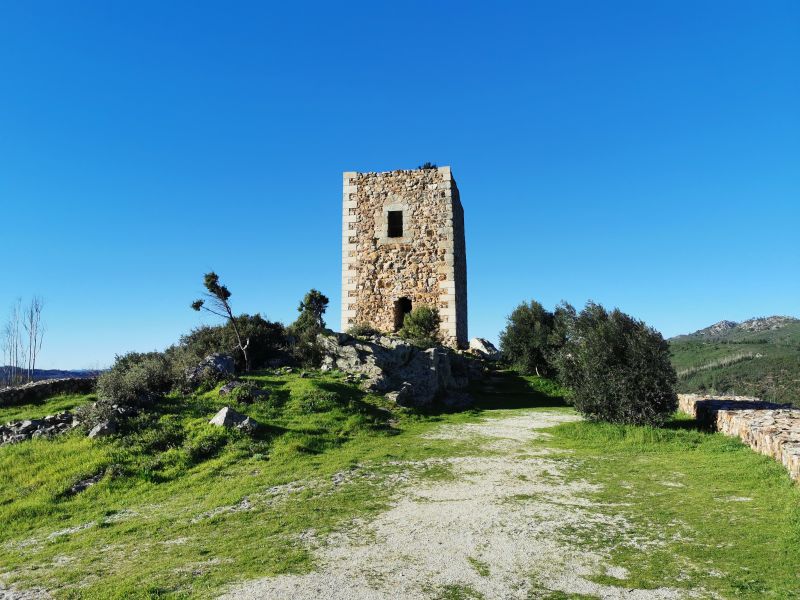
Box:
[221,411,690,599]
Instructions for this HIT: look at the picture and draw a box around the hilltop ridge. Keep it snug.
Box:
[674,316,799,341]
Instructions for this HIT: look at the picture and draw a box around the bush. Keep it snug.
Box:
[294,390,340,414]
[74,399,119,432]
[169,314,287,373]
[347,323,380,338]
[227,381,263,405]
[185,425,229,462]
[96,352,174,405]
[399,306,440,346]
[556,302,677,426]
[499,301,573,377]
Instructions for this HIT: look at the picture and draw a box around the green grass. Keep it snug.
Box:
[0,371,492,599]
[2,369,799,598]
[0,393,95,422]
[536,417,800,598]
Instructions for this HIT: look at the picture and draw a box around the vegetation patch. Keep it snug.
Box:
[535,417,800,598]
[669,318,800,405]
[0,393,94,423]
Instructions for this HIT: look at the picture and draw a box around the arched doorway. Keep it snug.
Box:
[393,297,412,331]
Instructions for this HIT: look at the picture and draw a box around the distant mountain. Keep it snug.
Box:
[0,367,101,384]
[673,316,799,341]
[669,316,800,405]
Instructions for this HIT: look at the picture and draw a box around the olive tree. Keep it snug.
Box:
[499,300,573,376]
[556,303,677,426]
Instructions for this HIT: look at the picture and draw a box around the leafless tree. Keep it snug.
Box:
[2,300,25,386]
[23,297,45,382]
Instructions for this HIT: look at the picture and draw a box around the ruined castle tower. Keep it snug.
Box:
[341,166,467,348]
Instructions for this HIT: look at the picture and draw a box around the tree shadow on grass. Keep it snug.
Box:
[471,370,569,411]
[314,381,398,434]
[662,415,705,433]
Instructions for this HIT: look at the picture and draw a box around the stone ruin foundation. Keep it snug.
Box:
[679,394,800,481]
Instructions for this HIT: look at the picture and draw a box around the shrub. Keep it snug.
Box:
[418,162,437,169]
[185,425,229,462]
[293,390,340,414]
[96,352,174,405]
[74,399,119,432]
[228,381,263,405]
[556,302,677,426]
[169,314,287,373]
[347,323,380,338]
[499,301,574,377]
[399,306,440,346]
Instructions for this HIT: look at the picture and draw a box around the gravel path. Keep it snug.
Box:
[220,410,691,599]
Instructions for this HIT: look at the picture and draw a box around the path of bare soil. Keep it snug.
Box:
[221,410,693,599]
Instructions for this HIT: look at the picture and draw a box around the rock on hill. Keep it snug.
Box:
[669,316,800,405]
[674,316,799,341]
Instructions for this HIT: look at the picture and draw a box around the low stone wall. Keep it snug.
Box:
[0,378,96,407]
[679,393,800,481]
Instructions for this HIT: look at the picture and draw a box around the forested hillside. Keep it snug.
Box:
[669,317,800,405]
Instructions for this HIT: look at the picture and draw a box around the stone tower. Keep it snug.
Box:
[341,166,467,348]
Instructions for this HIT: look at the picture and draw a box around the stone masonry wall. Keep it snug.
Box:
[341,167,467,347]
[679,393,800,481]
[0,378,97,407]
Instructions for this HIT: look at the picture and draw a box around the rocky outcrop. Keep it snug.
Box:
[88,421,117,438]
[679,394,800,481]
[1,412,77,445]
[469,338,501,361]
[0,378,96,407]
[185,354,235,387]
[318,333,482,409]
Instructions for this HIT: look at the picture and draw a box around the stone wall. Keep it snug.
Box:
[341,167,468,348]
[678,393,800,481]
[0,378,96,407]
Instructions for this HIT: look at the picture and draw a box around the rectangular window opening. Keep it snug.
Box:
[387,210,403,238]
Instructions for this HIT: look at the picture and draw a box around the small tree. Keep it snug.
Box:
[417,162,437,170]
[289,289,330,366]
[499,300,563,376]
[399,306,440,346]
[556,302,677,426]
[191,272,251,371]
[294,289,329,331]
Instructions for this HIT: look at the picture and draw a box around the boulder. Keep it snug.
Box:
[185,353,236,387]
[218,381,241,396]
[88,421,117,439]
[318,333,475,409]
[469,337,502,361]
[209,406,261,432]
[385,382,414,407]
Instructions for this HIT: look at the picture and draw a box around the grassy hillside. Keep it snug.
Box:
[1,371,799,598]
[669,317,800,405]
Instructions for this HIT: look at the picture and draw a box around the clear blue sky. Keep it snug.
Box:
[1,1,798,369]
